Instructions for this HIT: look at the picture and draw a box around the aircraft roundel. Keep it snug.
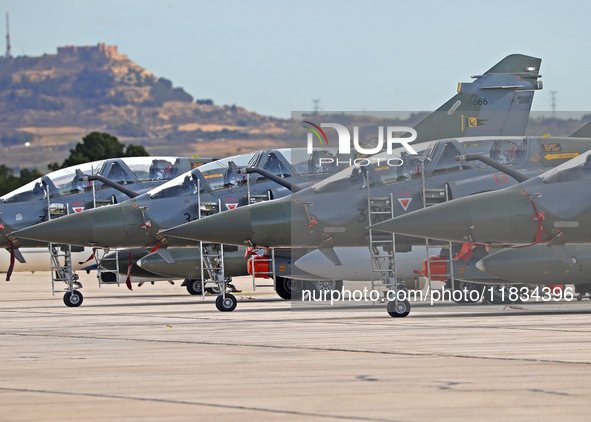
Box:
[398,198,412,211]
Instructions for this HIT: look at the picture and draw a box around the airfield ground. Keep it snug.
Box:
[1,273,591,421]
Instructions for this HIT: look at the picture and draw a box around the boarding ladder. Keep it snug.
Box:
[246,175,272,205]
[420,164,455,296]
[96,249,122,287]
[46,202,82,296]
[249,249,276,292]
[366,181,402,300]
[196,181,231,299]
[245,175,277,291]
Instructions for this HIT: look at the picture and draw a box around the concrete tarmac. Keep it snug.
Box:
[2,273,591,421]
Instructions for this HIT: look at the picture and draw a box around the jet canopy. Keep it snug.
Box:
[147,148,350,200]
[310,140,472,193]
[540,149,591,184]
[1,157,183,204]
[459,138,527,166]
[148,152,260,199]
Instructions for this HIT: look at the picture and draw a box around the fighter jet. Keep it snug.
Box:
[0,156,211,248]
[0,156,211,268]
[370,150,591,305]
[14,53,544,310]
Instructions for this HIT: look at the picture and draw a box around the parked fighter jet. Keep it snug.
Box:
[13,148,347,249]
[0,156,211,266]
[0,156,211,248]
[370,147,591,305]
[14,53,544,247]
[14,53,544,311]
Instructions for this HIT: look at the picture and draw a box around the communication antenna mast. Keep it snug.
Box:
[5,12,12,59]
[550,91,557,118]
[312,99,320,115]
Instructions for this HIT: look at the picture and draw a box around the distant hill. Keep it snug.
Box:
[0,44,290,169]
[0,44,588,171]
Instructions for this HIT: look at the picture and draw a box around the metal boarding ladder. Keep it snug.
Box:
[46,202,81,296]
[96,249,122,287]
[199,241,226,298]
[196,181,229,299]
[246,176,272,204]
[245,176,276,291]
[48,243,81,295]
[367,185,401,300]
[249,249,276,291]
[90,178,123,288]
[421,168,455,296]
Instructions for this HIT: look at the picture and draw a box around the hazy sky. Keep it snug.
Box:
[1,0,588,117]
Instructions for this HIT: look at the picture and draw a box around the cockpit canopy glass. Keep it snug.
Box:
[311,142,435,193]
[198,152,258,191]
[1,178,48,203]
[540,150,591,184]
[148,152,259,199]
[1,157,183,204]
[1,160,108,203]
[123,157,182,182]
[278,148,347,175]
[460,138,527,166]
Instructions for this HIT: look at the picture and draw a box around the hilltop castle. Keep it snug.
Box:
[56,43,128,61]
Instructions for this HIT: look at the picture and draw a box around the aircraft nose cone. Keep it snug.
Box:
[162,199,291,247]
[476,249,526,282]
[475,258,487,272]
[13,205,130,248]
[14,211,94,245]
[371,190,516,244]
[162,206,253,245]
[294,251,327,277]
[136,253,167,276]
[370,197,474,243]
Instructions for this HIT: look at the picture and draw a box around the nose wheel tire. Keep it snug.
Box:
[215,294,237,312]
[387,299,410,318]
[63,291,83,307]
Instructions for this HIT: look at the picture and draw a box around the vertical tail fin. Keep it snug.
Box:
[414,54,542,143]
[569,120,591,138]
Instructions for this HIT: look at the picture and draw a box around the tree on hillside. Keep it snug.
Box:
[49,131,149,170]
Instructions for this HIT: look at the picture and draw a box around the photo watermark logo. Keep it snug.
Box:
[303,121,418,166]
